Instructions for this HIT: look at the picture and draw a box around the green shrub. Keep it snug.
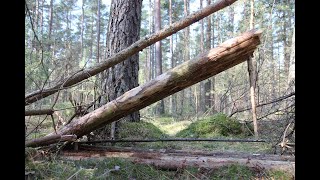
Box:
[118,122,168,139]
[176,113,253,138]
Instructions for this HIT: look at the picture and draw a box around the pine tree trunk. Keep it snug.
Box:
[200,0,205,114]
[154,0,165,115]
[247,0,258,139]
[287,28,295,88]
[204,0,212,113]
[97,0,101,63]
[91,0,142,140]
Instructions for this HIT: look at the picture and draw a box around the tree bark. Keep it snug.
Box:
[199,0,205,113]
[96,0,101,63]
[154,0,165,115]
[48,0,54,42]
[247,0,259,139]
[287,28,295,88]
[204,0,213,113]
[25,109,54,116]
[61,149,294,175]
[25,0,239,106]
[169,0,176,116]
[25,134,77,147]
[92,0,142,140]
[28,29,262,146]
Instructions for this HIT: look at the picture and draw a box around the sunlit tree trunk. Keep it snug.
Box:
[247,0,258,139]
[204,0,212,113]
[154,0,165,115]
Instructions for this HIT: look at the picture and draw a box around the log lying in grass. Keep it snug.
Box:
[25,134,77,147]
[61,150,295,175]
[26,29,262,147]
[78,144,296,162]
[25,0,238,106]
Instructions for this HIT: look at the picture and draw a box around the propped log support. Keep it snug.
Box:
[26,29,262,147]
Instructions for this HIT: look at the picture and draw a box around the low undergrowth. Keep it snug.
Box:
[25,158,294,179]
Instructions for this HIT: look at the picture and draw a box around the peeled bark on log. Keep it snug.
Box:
[26,29,262,147]
[25,109,54,116]
[77,144,295,162]
[25,134,77,147]
[61,150,294,175]
[25,0,238,106]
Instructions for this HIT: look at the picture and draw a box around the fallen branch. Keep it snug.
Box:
[25,109,54,116]
[25,134,77,147]
[25,0,238,106]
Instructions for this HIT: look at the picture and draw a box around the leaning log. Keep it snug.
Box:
[25,0,238,106]
[26,29,262,147]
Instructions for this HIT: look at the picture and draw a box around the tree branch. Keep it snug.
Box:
[229,92,295,117]
[25,0,239,106]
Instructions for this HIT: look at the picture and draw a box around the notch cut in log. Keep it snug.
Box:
[25,0,238,106]
[25,134,77,147]
[26,29,262,147]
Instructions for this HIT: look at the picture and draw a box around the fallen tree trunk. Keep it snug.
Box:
[25,134,77,147]
[61,150,295,175]
[25,0,238,106]
[25,109,54,116]
[26,29,262,147]
[76,138,266,144]
[77,144,295,162]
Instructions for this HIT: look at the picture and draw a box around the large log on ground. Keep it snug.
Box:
[61,150,295,175]
[26,29,262,147]
[25,134,77,147]
[25,0,238,106]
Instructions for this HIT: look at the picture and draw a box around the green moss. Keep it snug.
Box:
[176,113,253,138]
[118,122,168,139]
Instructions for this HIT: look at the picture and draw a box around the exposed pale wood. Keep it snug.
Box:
[77,144,295,162]
[25,0,239,106]
[26,29,262,147]
[25,134,77,147]
[25,109,54,116]
[61,150,294,174]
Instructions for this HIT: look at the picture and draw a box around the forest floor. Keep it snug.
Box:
[25,115,295,179]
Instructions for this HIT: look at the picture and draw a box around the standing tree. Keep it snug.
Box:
[154,0,165,115]
[247,0,259,138]
[204,0,213,113]
[91,0,142,140]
